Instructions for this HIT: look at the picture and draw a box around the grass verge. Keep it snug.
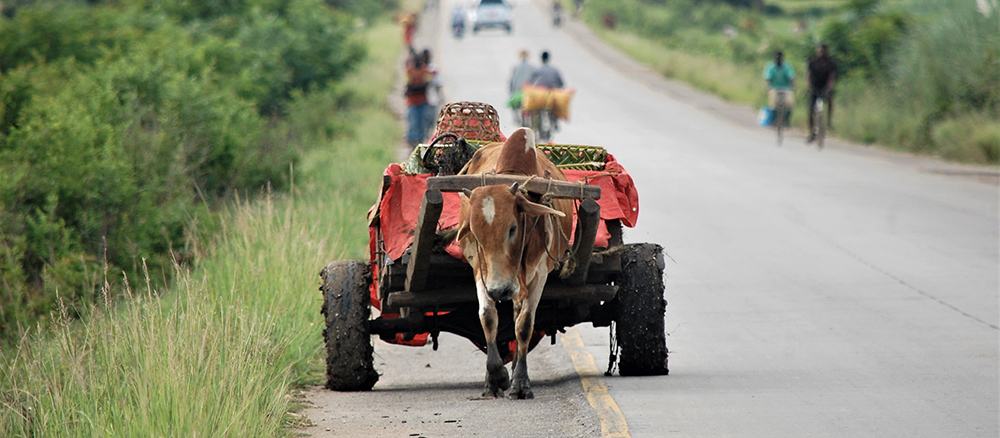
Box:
[0,17,402,437]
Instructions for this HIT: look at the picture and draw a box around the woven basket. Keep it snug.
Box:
[538,144,605,170]
[431,101,504,143]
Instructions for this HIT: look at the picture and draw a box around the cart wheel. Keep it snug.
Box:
[613,243,669,376]
[320,260,379,391]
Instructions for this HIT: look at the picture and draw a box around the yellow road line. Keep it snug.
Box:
[562,328,631,438]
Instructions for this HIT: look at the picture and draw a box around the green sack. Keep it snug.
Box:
[507,91,523,108]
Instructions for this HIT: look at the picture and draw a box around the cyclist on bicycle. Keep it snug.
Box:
[764,50,795,125]
[530,51,564,89]
[807,43,837,143]
[528,51,565,130]
[508,49,536,125]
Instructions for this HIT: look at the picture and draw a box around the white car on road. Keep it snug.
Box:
[469,0,513,34]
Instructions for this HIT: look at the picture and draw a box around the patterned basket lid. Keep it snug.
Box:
[431,101,504,143]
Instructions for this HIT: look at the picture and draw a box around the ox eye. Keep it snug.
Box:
[507,224,517,239]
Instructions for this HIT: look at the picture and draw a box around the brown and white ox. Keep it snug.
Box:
[455,127,574,399]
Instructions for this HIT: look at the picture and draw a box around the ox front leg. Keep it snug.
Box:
[509,287,542,400]
[479,299,510,397]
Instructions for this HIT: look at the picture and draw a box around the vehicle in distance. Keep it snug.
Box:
[469,0,512,34]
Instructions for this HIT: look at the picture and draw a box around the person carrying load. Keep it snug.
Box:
[521,51,573,141]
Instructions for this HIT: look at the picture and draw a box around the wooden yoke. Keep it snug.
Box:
[427,174,601,200]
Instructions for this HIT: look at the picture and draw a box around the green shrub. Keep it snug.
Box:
[932,114,1000,163]
[0,0,374,340]
[820,2,912,79]
[892,0,1000,117]
[0,3,132,73]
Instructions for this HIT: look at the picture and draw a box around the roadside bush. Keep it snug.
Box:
[0,0,370,340]
[932,114,1000,163]
[892,0,1000,118]
[0,3,131,73]
[820,2,912,79]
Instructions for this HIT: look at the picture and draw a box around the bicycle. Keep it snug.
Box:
[811,93,827,149]
[772,89,791,146]
[523,108,556,143]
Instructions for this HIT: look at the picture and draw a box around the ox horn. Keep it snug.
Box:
[509,182,520,194]
[462,188,474,198]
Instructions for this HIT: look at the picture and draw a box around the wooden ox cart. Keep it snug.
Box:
[320,102,668,391]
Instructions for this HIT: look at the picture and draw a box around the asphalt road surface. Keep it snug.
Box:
[304,1,1000,436]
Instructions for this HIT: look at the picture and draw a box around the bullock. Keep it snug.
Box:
[455,127,574,399]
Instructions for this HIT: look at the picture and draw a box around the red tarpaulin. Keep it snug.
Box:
[366,154,640,346]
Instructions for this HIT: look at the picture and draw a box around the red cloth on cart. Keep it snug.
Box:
[366,155,640,347]
[371,154,637,262]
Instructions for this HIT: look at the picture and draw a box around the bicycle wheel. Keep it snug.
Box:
[775,104,784,146]
[816,109,826,149]
[816,100,826,149]
[537,110,553,143]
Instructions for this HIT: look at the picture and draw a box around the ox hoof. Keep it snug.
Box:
[482,386,505,398]
[508,381,534,400]
[483,368,510,398]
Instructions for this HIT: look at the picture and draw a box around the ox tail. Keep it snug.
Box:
[435,227,460,250]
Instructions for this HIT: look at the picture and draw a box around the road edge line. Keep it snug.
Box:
[562,328,631,438]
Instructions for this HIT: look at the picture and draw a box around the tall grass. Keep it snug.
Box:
[595,29,769,106]
[0,18,402,437]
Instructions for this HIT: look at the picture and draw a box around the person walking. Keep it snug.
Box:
[807,43,837,142]
[404,53,431,148]
[422,49,443,139]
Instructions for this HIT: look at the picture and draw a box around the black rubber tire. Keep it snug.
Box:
[613,243,669,376]
[320,260,379,391]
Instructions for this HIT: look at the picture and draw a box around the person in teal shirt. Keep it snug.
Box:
[764,50,795,118]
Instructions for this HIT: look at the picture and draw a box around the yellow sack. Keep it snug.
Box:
[520,85,575,120]
[549,88,574,120]
[521,85,549,112]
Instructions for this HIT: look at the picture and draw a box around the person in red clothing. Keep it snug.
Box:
[405,53,431,148]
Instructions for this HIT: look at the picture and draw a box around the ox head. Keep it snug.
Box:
[457,182,565,302]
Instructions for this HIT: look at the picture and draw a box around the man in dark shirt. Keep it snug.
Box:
[807,44,837,142]
[529,51,564,89]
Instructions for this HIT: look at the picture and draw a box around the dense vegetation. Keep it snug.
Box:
[2,1,404,436]
[579,0,1000,163]
[0,0,397,340]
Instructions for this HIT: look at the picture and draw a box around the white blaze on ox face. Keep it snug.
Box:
[481,195,495,225]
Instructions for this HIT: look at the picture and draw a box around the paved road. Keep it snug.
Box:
[305,1,1000,436]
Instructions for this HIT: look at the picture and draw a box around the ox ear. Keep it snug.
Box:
[456,213,471,242]
[515,192,566,217]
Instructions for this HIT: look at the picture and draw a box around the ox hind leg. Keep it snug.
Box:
[509,280,544,400]
[479,297,510,397]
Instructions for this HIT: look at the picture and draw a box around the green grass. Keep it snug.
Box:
[0,17,402,437]
[596,29,766,106]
